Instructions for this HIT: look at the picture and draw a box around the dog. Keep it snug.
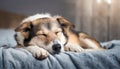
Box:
[14,14,104,60]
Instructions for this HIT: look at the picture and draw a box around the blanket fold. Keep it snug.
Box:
[0,40,120,69]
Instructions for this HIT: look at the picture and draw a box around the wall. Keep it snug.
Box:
[0,0,120,42]
[75,0,120,41]
[0,10,26,28]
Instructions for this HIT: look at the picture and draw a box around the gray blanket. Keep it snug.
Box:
[0,29,120,69]
[0,40,120,69]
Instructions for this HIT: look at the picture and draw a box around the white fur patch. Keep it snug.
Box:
[58,32,66,45]
[22,13,60,24]
[65,43,84,52]
[22,13,52,23]
[16,32,25,46]
[84,39,99,49]
[24,46,49,59]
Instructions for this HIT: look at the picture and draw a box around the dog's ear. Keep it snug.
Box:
[57,16,75,28]
[15,21,33,32]
[15,22,34,46]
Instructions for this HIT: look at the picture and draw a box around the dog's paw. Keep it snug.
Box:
[24,46,49,60]
[64,43,84,52]
[33,48,49,60]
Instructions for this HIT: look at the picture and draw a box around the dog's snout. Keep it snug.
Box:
[52,44,61,51]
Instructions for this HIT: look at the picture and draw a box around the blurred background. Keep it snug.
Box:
[0,0,120,42]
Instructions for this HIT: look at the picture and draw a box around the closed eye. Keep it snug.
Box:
[55,28,62,34]
[42,34,47,37]
[55,31,61,34]
[37,33,47,37]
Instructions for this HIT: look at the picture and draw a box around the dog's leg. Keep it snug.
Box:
[79,33,104,49]
[64,43,84,52]
[84,48,105,52]
[64,44,104,53]
[23,46,49,60]
[64,33,104,52]
[80,38,104,50]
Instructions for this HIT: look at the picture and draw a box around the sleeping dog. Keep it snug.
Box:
[14,14,104,60]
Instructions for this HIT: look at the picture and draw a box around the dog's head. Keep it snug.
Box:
[14,14,74,54]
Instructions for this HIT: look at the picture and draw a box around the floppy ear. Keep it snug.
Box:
[57,16,75,28]
[15,21,33,32]
[15,22,34,46]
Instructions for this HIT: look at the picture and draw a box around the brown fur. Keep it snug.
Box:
[57,16,104,51]
[15,15,104,60]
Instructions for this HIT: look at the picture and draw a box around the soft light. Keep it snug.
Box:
[105,0,112,4]
[97,0,102,3]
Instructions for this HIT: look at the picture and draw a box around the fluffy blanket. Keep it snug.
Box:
[0,29,120,69]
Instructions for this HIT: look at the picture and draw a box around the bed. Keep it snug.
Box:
[0,29,120,69]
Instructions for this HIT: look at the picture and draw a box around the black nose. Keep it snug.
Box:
[52,44,61,51]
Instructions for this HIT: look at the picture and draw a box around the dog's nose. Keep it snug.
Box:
[52,44,61,51]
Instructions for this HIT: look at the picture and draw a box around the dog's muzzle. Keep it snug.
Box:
[52,44,61,53]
